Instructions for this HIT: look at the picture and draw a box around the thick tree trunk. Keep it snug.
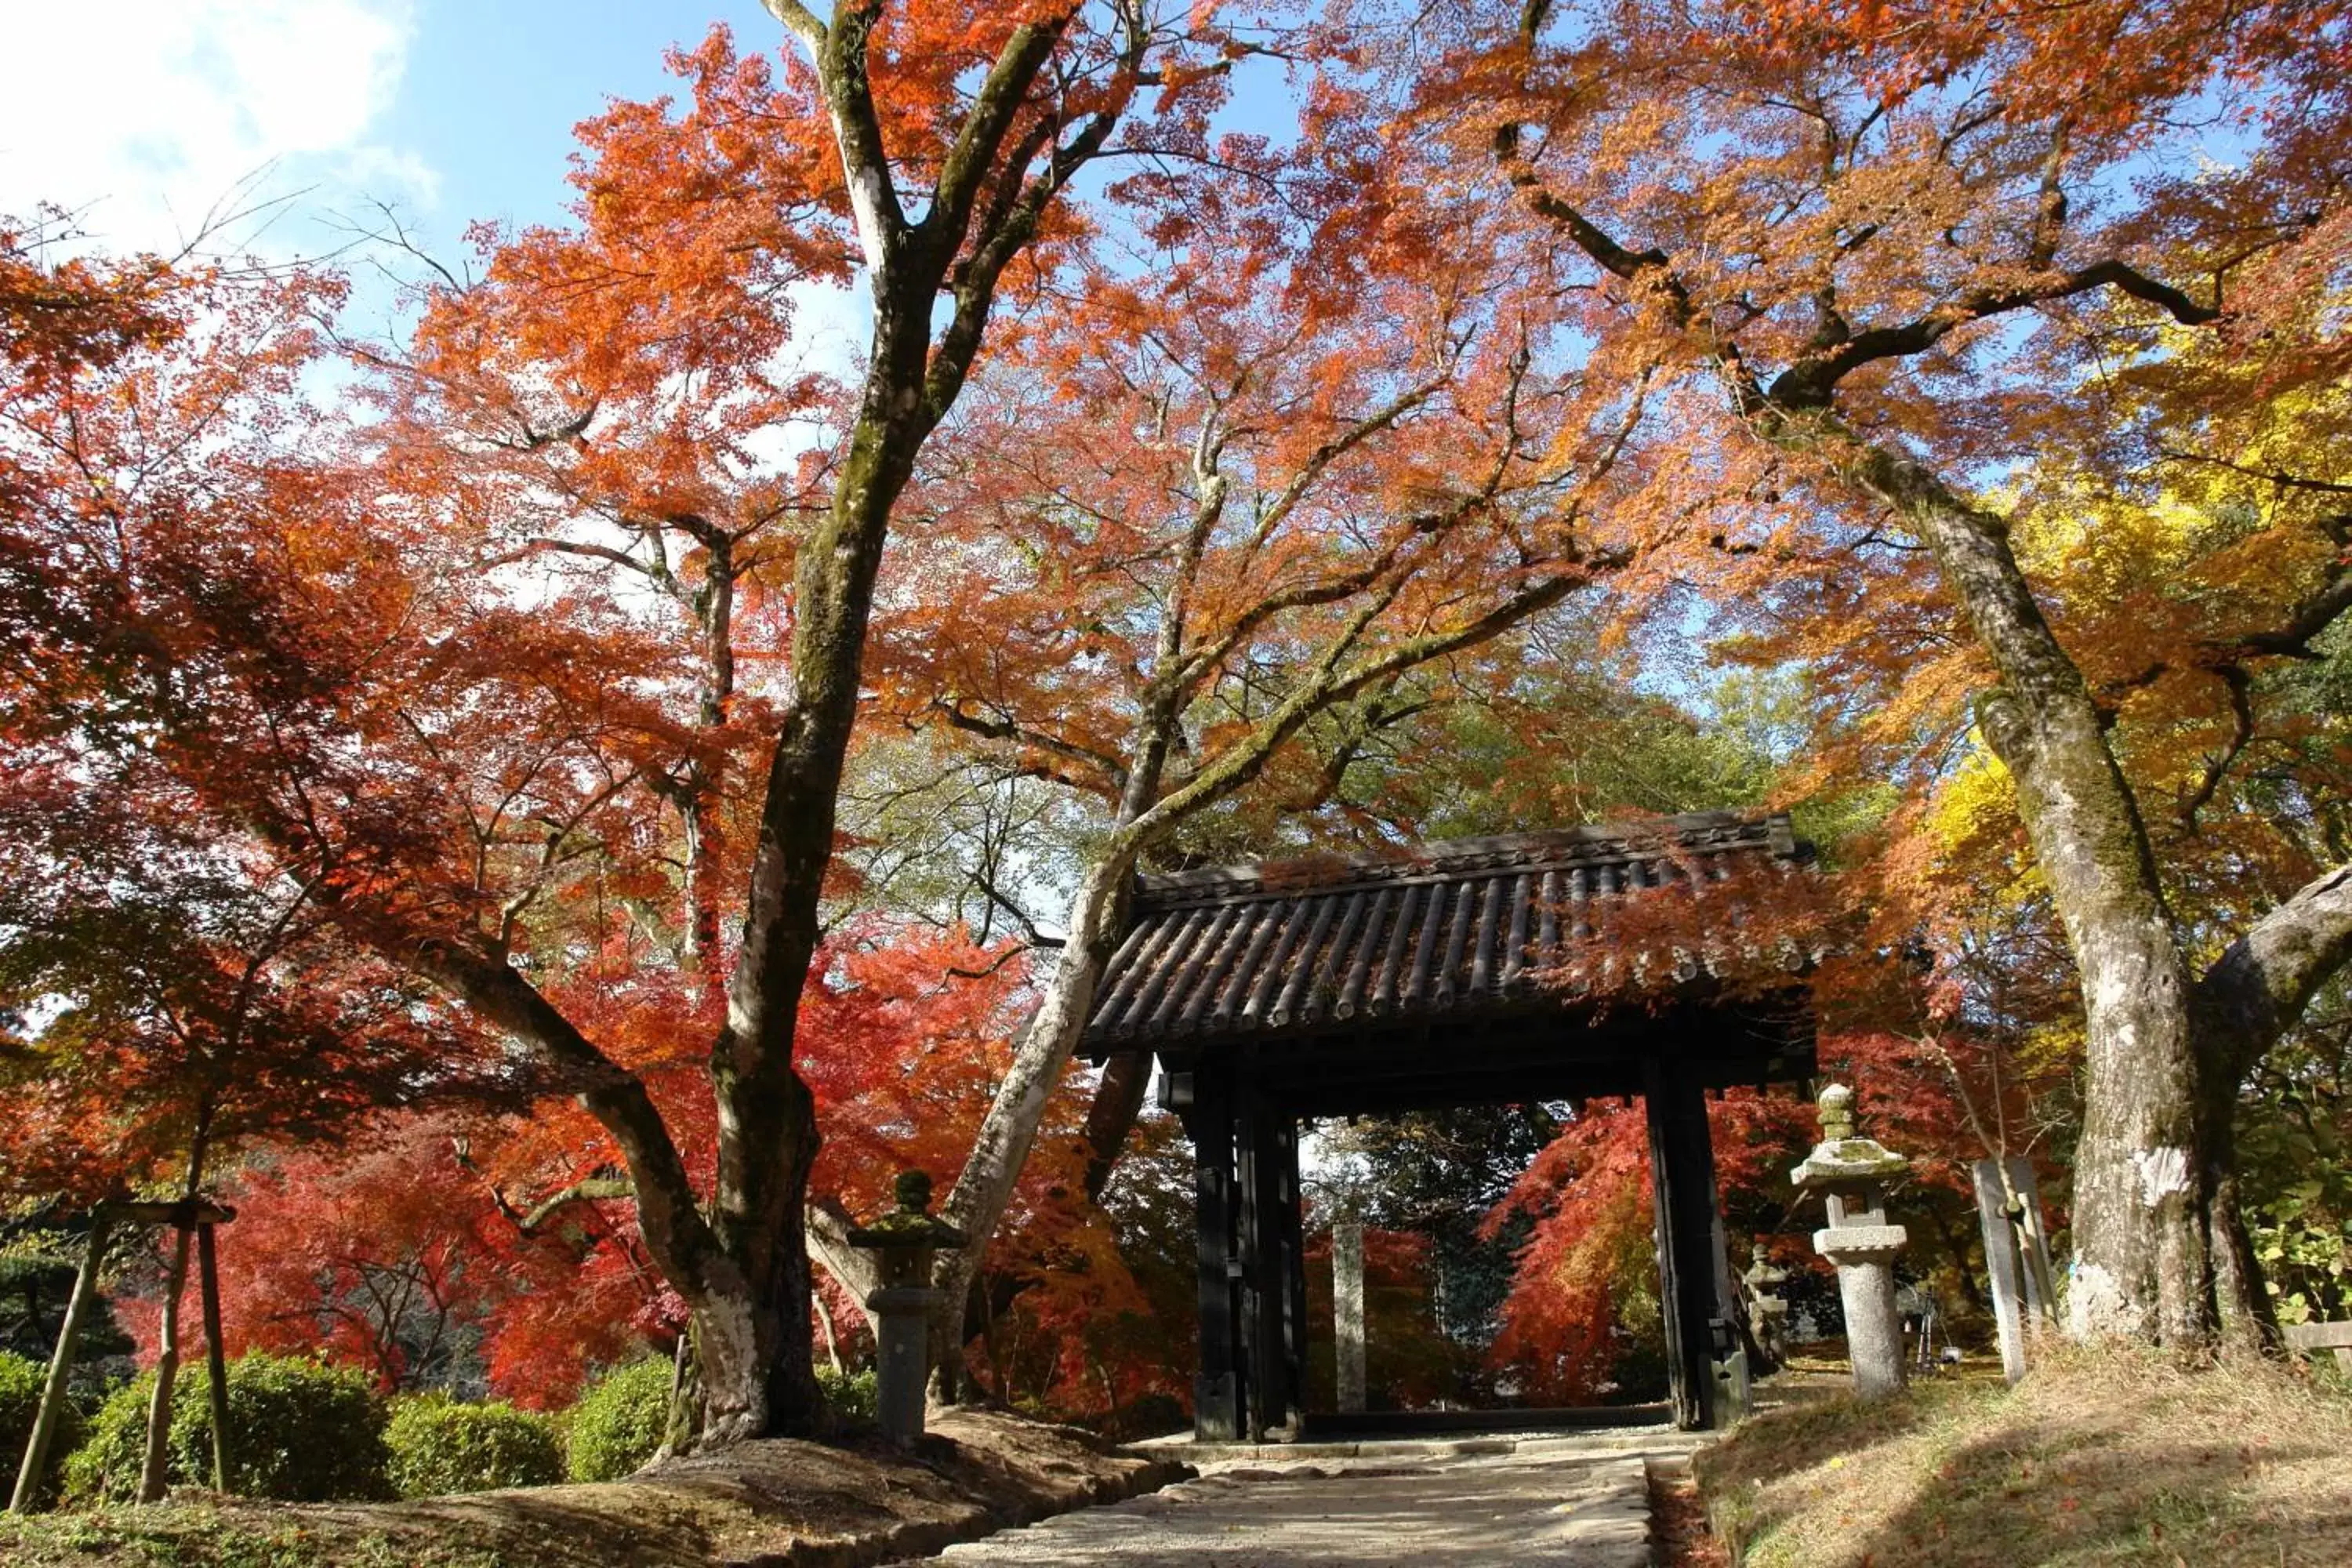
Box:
[1823,423,2209,1345]
[697,1075,824,1439]
[1493,90,2352,1359]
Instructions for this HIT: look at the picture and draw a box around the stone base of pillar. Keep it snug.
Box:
[866,1284,941,1446]
[1829,1258,1907,1400]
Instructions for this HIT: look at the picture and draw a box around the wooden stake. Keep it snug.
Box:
[197,1223,230,1493]
[9,1209,112,1514]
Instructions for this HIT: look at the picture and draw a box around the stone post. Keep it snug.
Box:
[1791,1084,1911,1401]
[847,1171,966,1446]
[1333,1216,1367,1414]
[1741,1242,1791,1372]
[1972,1156,2060,1383]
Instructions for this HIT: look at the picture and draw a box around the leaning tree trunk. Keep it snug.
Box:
[925,848,1140,1393]
[1828,423,2211,1345]
[137,1223,194,1503]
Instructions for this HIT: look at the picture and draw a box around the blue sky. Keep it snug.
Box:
[1,0,783,260]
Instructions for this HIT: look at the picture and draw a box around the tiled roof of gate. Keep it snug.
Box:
[1079,811,1809,1053]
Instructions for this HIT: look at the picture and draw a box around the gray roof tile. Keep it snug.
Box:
[1080,811,1808,1052]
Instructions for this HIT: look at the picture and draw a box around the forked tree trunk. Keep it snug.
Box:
[137,1223,194,1503]
[1490,57,2352,1355]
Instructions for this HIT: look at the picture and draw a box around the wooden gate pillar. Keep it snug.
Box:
[1236,1083,1301,1440]
[1646,1058,1733,1429]
[1168,1061,1243,1440]
[1279,1119,1309,1427]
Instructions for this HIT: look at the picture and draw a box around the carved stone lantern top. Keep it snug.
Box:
[848,1169,967,1251]
[1743,1240,1788,1290]
[1790,1083,1910,1192]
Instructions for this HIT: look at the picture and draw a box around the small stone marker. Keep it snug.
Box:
[1791,1083,1910,1400]
[848,1170,966,1446]
[2283,1319,2352,1377]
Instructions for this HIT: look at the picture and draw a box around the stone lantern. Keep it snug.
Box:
[1790,1083,1910,1399]
[1742,1241,1791,1370]
[848,1170,966,1446]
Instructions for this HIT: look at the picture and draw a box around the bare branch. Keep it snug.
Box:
[759,0,828,56]
[2180,666,2253,830]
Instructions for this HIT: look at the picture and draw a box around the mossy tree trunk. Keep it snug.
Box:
[420,2,1163,1442]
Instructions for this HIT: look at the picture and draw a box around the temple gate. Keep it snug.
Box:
[1076,811,1817,1439]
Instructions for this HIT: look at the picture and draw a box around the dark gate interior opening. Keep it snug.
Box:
[1077,812,1819,1439]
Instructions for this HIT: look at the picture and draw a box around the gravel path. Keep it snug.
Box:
[906,1446,1660,1566]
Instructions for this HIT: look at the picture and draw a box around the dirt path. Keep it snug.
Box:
[906,1436,1693,1566]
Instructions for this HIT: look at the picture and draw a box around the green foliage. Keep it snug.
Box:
[62,1355,390,1504]
[562,1357,671,1483]
[1,1346,80,1503]
[0,1226,131,1369]
[383,1395,562,1497]
[2239,995,2352,1327]
[814,1365,877,1424]
[1,1345,46,1457]
[1319,1105,1562,1397]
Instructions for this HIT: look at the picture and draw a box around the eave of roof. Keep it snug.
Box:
[1081,811,1812,1056]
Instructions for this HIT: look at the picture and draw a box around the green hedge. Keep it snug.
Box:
[558,1359,876,1483]
[564,1357,672,1483]
[384,1395,563,1497]
[0,1348,80,1504]
[62,1355,390,1504]
[816,1365,877,1425]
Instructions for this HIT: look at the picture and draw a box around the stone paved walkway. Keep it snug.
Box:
[903,1432,1700,1566]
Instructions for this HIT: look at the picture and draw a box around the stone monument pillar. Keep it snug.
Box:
[1791,1084,1911,1400]
[848,1171,966,1446]
[1333,1216,1367,1415]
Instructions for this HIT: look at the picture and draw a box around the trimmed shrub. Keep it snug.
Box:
[564,1357,672,1483]
[0,1348,80,1504]
[385,1395,563,1497]
[62,1355,390,1504]
[815,1365,877,1425]
[0,1347,46,1459]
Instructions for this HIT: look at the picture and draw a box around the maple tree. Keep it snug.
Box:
[0,214,550,1499]
[821,118,1711,1374]
[1324,0,2352,1349]
[342,4,1258,1442]
[10,0,2348,1454]
[7,0,1258,1445]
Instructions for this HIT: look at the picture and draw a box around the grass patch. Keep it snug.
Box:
[1696,1345,2352,1566]
[0,1507,522,1567]
[0,1410,1183,1568]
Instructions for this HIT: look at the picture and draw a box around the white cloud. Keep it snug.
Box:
[0,0,429,253]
